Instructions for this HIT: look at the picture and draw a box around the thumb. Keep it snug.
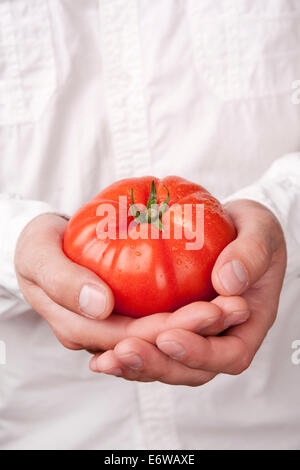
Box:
[16,213,115,320]
[212,200,279,296]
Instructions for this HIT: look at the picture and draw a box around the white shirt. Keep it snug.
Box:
[0,0,300,450]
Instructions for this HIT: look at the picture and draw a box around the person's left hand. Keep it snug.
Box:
[89,200,287,386]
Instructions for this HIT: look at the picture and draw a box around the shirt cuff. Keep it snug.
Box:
[222,153,300,276]
[0,195,61,297]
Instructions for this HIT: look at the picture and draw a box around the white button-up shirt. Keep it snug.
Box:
[0,0,300,450]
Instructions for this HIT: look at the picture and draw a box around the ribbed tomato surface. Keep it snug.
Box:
[63,176,236,317]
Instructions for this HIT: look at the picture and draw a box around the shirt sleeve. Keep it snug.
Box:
[222,153,300,277]
[0,194,59,298]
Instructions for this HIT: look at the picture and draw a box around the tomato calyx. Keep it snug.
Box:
[130,180,170,231]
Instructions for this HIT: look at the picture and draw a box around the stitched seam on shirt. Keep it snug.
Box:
[0,1,26,125]
[0,0,57,126]
[99,0,152,179]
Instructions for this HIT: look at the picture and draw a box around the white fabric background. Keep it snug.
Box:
[0,0,299,449]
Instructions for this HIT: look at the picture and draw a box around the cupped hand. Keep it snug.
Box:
[14,214,246,353]
[90,200,287,385]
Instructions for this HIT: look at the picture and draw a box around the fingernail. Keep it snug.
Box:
[157,341,185,359]
[195,316,219,333]
[118,353,143,370]
[224,310,250,329]
[104,368,123,377]
[79,284,107,319]
[218,260,248,294]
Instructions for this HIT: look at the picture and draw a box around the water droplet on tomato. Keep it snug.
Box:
[135,250,141,256]
[177,259,182,265]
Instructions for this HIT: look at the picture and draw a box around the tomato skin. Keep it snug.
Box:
[63,176,236,318]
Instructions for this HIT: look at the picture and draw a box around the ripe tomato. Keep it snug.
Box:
[63,176,236,318]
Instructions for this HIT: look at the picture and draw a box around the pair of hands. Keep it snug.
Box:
[15,200,287,386]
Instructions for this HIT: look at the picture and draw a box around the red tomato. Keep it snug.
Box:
[63,176,236,318]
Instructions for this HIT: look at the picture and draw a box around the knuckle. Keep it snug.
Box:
[122,370,142,382]
[53,321,82,350]
[155,371,170,383]
[55,331,81,351]
[61,338,82,351]
[123,318,133,338]
[16,235,48,281]
[187,380,206,388]
[231,347,252,375]
[41,270,57,296]
[117,337,141,354]
[184,373,214,387]
[16,276,35,299]
[66,323,84,346]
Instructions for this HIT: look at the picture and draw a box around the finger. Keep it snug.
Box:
[156,328,249,373]
[89,350,154,382]
[18,278,246,354]
[16,214,114,320]
[156,291,272,375]
[91,337,216,386]
[20,281,221,352]
[128,301,223,341]
[18,280,130,351]
[89,351,124,379]
[208,295,249,333]
[129,297,249,341]
[17,280,221,353]
[212,200,281,296]
[125,297,248,345]
[164,222,286,375]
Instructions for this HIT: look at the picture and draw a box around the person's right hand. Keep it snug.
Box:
[14,213,248,354]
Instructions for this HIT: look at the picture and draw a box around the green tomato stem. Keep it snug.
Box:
[130,180,169,231]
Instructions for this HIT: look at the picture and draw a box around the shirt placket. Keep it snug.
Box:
[99,0,180,449]
[99,0,152,180]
